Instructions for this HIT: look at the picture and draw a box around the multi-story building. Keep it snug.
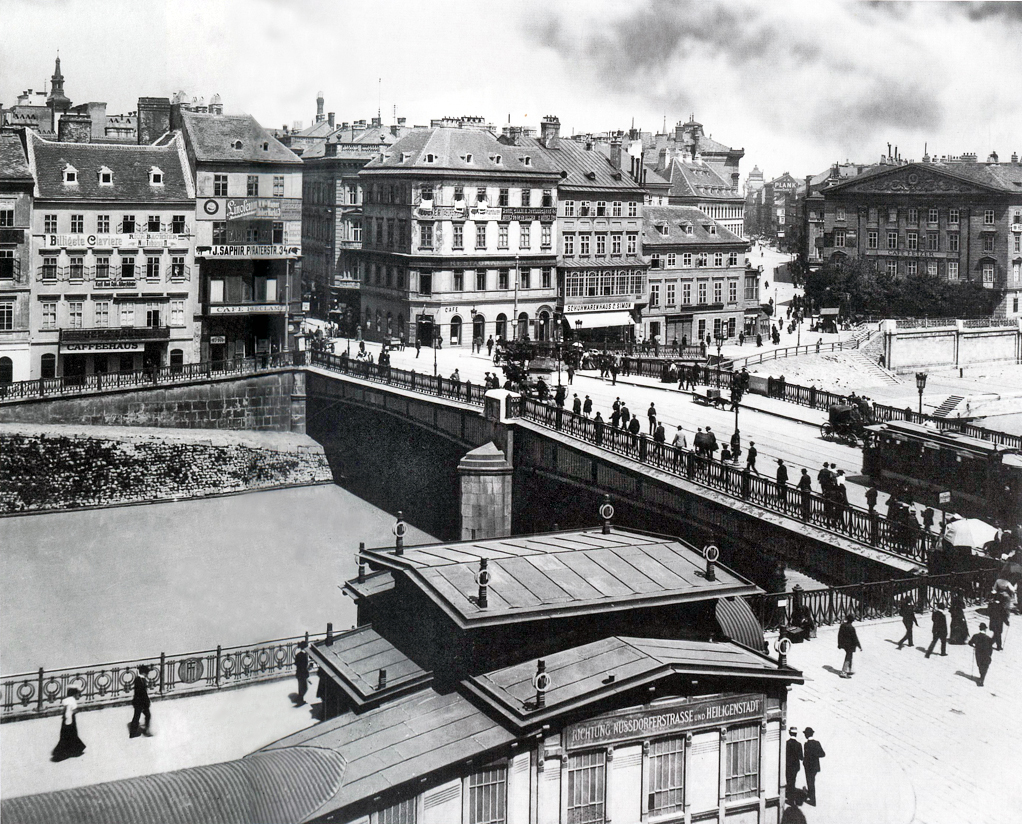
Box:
[0,133,34,383]
[176,107,304,362]
[643,205,762,345]
[526,121,648,343]
[747,172,800,247]
[301,117,410,322]
[356,119,560,347]
[816,153,1022,317]
[22,130,198,379]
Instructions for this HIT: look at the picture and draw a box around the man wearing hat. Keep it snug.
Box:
[785,726,803,795]
[802,728,826,806]
[129,664,152,738]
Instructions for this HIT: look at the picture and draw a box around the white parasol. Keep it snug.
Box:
[942,518,999,550]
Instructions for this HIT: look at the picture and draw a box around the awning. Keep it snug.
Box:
[820,307,840,316]
[567,310,635,328]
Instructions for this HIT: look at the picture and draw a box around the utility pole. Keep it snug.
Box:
[513,254,520,341]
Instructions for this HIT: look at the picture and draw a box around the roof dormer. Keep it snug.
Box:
[489,154,502,165]
[62,163,78,184]
[522,155,532,167]
[98,166,113,185]
[232,140,243,150]
[149,166,164,186]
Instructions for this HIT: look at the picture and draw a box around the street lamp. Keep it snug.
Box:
[915,371,927,417]
[715,333,724,388]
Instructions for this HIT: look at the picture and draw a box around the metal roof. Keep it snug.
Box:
[359,528,759,628]
[465,635,799,726]
[0,749,346,824]
[715,597,766,652]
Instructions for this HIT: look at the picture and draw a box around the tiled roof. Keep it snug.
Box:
[359,527,757,627]
[467,636,798,726]
[643,205,745,247]
[0,748,346,824]
[180,111,301,165]
[27,131,192,202]
[523,137,645,192]
[301,125,407,160]
[364,127,558,176]
[0,133,32,181]
[262,689,516,819]
[657,158,739,201]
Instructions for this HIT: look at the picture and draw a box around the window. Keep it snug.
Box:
[948,261,959,280]
[595,234,605,256]
[121,255,136,280]
[95,256,110,279]
[867,230,878,249]
[149,167,163,185]
[542,224,552,249]
[418,271,432,296]
[1015,235,1022,254]
[985,209,995,225]
[729,280,738,302]
[69,214,84,233]
[476,187,488,205]
[247,175,259,196]
[63,165,78,184]
[352,220,362,244]
[683,253,693,267]
[927,260,938,277]
[272,221,284,244]
[580,201,591,216]
[210,221,227,245]
[626,233,637,254]
[928,208,939,224]
[476,223,487,250]
[744,276,757,301]
[148,215,161,232]
[172,215,186,234]
[567,751,605,824]
[146,256,160,280]
[907,232,918,251]
[868,207,877,223]
[98,167,112,186]
[42,256,57,281]
[628,201,638,217]
[542,267,551,288]
[542,189,553,207]
[1015,262,1022,283]
[468,765,507,824]
[379,798,416,824]
[948,208,959,225]
[887,232,898,250]
[521,268,530,289]
[612,201,622,217]
[907,208,918,224]
[650,254,661,270]
[888,208,898,223]
[836,207,846,221]
[476,269,487,291]
[42,301,56,330]
[420,223,434,250]
[498,223,509,249]
[499,269,509,290]
[698,282,708,304]
[170,256,185,279]
[667,253,676,268]
[119,302,135,327]
[453,269,464,291]
[69,256,84,280]
[982,234,994,253]
[273,176,284,197]
[213,174,228,197]
[834,229,846,248]
[714,252,724,267]
[611,234,622,255]
[927,233,939,251]
[907,260,918,276]
[521,188,531,207]
[714,281,723,303]
[683,282,692,304]
[563,200,575,217]
[596,201,607,217]
[44,214,57,233]
[122,215,136,234]
[499,188,509,207]
[564,234,575,255]
[95,301,109,327]
[453,224,464,249]
[887,259,898,277]
[66,300,83,329]
[666,283,676,305]
[520,225,531,250]
[983,263,995,284]
[649,283,660,306]
[579,235,590,256]
[948,233,959,252]
[421,184,434,203]
[0,301,12,332]
[728,252,738,266]
[725,724,760,801]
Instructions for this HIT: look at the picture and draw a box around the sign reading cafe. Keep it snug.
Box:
[566,694,764,749]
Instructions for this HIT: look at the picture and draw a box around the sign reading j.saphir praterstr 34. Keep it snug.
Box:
[566,694,764,749]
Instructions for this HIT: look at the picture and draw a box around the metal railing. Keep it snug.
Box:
[0,351,302,403]
[1,625,336,722]
[727,338,859,370]
[516,397,938,564]
[746,569,998,632]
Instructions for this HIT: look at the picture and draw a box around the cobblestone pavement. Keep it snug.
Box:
[779,607,1019,824]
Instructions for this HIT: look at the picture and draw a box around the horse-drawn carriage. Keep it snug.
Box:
[820,403,867,446]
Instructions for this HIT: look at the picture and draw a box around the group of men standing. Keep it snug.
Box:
[786,726,826,806]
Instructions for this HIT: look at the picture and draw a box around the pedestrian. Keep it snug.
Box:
[672,425,687,450]
[628,414,641,446]
[739,331,745,346]
[415,338,421,359]
[802,728,826,806]
[612,397,621,414]
[776,458,788,508]
[610,359,618,385]
[647,402,657,434]
[594,411,605,446]
[925,603,949,658]
[295,641,310,705]
[969,623,994,686]
[611,406,621,429]
[865,485,878,513]
[654,422,666,458]
[730,430,741,464]
[817,462,833,493]
[949,591,970,645]
[583,395,593,417]
[896,598,918,649]
[988,597,1006,651]
[785,727,803,795]
[52,687,86,762]
[922,506,935,532]
[746,441,760,475]
[705,426,718,460]
[721,445,732,463]
[487,335,494,357]
[621,404,631,428]
[837,613,861,678]
[555,384,566,408]
[129,664,152,738]
[567,364,575,384]
[451,368,460,384]
[573,394,582,415]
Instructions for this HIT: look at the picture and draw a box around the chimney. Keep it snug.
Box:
[988,150,999,164]
[371,115,382,128]
[137,97,171,145]
[674,121,685,144]
[328,112,335,128]
[316,91,324,123]
[1012,151,1019,164]
[610,135,622,169]
[58,112,92,143]
[397,116,406,126]
[540,115,560,149]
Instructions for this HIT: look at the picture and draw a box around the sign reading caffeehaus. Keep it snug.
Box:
[566,693,764,749]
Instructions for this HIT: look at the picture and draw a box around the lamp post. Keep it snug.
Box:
[915,371,927,418]
[715,333,724,388]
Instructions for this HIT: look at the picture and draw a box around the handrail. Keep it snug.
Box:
[728,338,859,370]
[515,396,938,565]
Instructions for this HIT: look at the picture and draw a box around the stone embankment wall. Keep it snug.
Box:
[881,319,1022,373]
[0,428,332,515]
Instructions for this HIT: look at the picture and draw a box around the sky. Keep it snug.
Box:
[1,0,1021,181]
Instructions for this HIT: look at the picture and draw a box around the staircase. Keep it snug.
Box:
[848,351,901,385]
[932,395,964,418]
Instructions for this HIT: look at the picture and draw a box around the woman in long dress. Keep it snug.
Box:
[51,687,86,761]
[949,591,970,645]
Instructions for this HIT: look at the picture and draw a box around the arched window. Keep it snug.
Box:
[517,311,529,341]
[450,315,462,346]
[386,312,393,337]
[537,310,550,342]
[375,309,382,338]
[472,313,485,343]
[40,353,56,379]
[0,356,12,384]
[397,314,405,340]
[496,313,507,340]
[170,349,184,374]
[365,307,372,332]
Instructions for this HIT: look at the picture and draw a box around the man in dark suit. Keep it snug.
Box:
[295,641,310,705]
[785,726,803,795]
[129,664,152,738]
[970,623,994,686]
[925,603,948,658]
[802,727,826,806]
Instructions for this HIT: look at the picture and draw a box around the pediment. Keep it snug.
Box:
[836,165,998,196]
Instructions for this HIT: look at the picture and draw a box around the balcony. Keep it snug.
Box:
[59,326,171,344]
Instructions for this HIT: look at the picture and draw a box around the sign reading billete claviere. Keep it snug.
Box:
[566,693,764,749]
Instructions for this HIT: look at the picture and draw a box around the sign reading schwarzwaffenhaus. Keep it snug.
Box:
[565,694,764,749]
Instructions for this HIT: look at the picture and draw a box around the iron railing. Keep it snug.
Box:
[517,397,938,564]
[746,569,998,632]
[1,625,336,722]
[727,339,859,370]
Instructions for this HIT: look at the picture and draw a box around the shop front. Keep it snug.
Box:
[564,300,638,348]
[58,327,172,378]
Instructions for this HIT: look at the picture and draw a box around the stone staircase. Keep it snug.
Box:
[848,351,901,385]
[932,395,964,418]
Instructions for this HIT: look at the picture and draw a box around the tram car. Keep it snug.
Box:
[862,420,1022,529]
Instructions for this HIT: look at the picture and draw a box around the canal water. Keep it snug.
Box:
[0,484,434,675]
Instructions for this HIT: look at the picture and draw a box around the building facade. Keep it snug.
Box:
[0,133,34,383]
[643,205,761,345]
[356,120,560,347]
[177,108,304,362]
[817,156,1022,317]
[22,131,198,379]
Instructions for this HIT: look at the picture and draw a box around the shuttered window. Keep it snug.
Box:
[649,736,685,816]
[468,765,507,824]
[567,751,606,824]
[725,724,760,800]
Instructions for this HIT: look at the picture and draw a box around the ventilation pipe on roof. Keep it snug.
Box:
[476,558,490,610]
[377,669,387,691]
[703,544,719,582]
[357,542,366,582]
[601,494,614,535]
[394,511,406,555]
[534,660,548,708]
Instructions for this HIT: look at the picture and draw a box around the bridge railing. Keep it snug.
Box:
[309,350,486,406]
[1,625,336,723]
[727,338,859,370]
[517,397,938,564]
[746,568,997,632]
[0,352,304,403]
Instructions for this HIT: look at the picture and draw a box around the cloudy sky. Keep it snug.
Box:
[2,0,1020,180]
